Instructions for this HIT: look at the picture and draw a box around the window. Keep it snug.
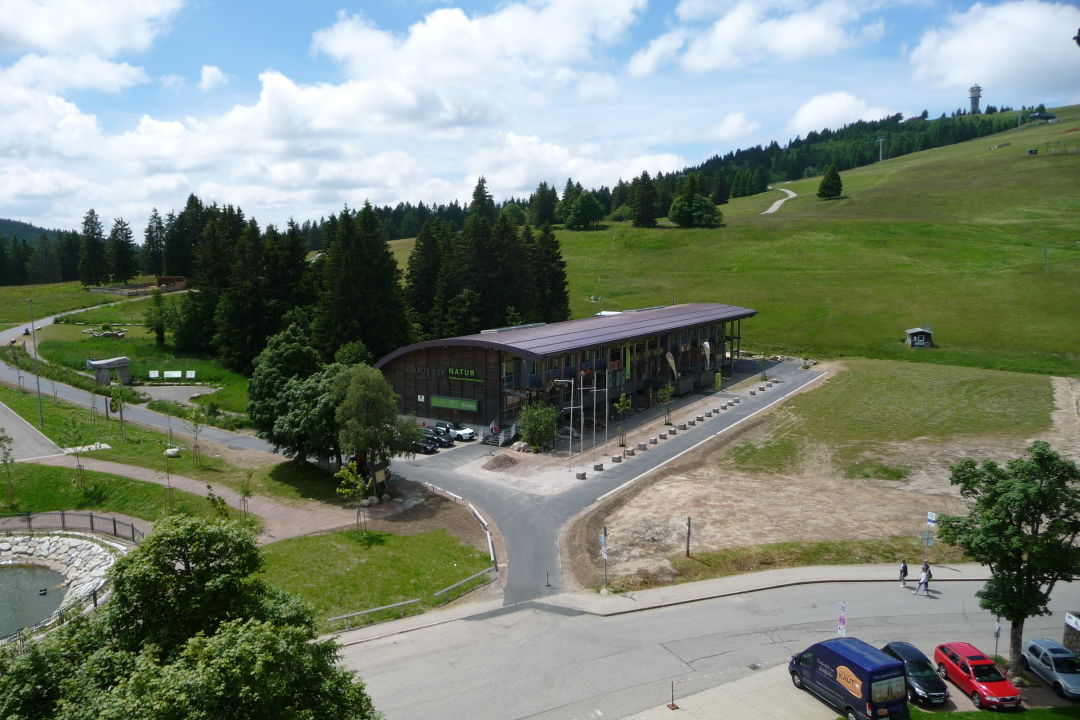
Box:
[871,675,906,703]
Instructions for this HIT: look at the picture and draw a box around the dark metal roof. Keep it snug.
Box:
[374,302,756,368]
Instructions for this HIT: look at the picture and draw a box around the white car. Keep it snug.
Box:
[435,421,475,441]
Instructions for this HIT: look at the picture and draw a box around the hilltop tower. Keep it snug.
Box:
[969,84,982,114]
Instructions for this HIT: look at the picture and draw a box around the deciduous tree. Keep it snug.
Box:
[938,442,1080,676]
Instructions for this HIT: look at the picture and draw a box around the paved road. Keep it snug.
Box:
[391,362,826,604]
[0,399,61,460]
[339,567,1080,720]
[761,185,797,214]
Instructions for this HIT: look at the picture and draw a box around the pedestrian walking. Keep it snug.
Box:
[913,565,930,596]
[899,560,909,588]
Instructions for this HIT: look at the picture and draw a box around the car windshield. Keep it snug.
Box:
[1054,656,1080,674]
[907,659,937,678]
[972,664,1005,683]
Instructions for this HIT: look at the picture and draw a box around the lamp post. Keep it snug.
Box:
[24,299,44,427]
[554,378,574,472]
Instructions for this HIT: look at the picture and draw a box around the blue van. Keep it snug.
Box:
[790,637,910,720]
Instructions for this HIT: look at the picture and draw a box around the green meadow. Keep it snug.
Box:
[556,108,1080,376]
[0,282,114,328]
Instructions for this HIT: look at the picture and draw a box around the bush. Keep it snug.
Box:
[519,403,557,451]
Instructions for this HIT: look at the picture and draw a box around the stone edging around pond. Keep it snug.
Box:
[0,533,126,614]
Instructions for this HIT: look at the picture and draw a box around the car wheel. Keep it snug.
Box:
[908,688,919,705]
[971,691,983,709]
[938,663,948,680]
[791,671,804,690]
[1054,683,1065,698]
[1020,656,1030,671]
[846,709,859,720]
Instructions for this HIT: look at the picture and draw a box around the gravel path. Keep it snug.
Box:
[26,455,355,545]
[760,185,797,214]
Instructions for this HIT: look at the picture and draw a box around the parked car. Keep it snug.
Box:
[411,436,439,455]
[422,427,455,448]
[790,637,910,720]
[881,641,950,705]
[1021,638,1080,699]
[435,421,475,441]
[934,641,1021,710]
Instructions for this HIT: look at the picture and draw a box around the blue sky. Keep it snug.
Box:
[1,0,1078,230]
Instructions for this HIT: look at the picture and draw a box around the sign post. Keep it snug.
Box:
[838,601,847,637]
[600,526,609,590]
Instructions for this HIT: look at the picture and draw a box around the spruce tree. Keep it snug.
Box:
[404,219,447,336]
[78,209,108,286]
[630,171,658,228]
[107,218,138,284]
[261,221,311,337]
[534,224,570,322]
[817,164,843,200]
[214,220,266,372]
[141,208,166,277]
[468,176,496,222]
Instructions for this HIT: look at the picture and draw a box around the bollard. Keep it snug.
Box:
[576,471,587,480]
[649,437,658,445]
[659,431,668,439]
[593,463,604,472]
[696,415,704,422]
[624,448,635,457]
[705,411,712,417]
[678,423,687,430]
[612,455,622,463]
[687,419,696,427]
[670,427,678,435]
[637,442,647,451]
[749,390,756,395]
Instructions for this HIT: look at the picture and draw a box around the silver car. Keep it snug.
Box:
[1021,638,1080,698]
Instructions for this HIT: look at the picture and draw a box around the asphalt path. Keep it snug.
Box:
[340,577,1080,720]
[761,185,797,214]
[0,399,61,460]
[389,362,825,605]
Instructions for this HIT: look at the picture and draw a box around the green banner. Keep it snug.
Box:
[624,345,630,381]
[431,396,478,412]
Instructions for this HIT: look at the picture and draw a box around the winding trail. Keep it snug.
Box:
[26,454,355,544]
[760,185,797,214]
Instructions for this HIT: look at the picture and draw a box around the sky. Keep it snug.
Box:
[2,0,1079,232]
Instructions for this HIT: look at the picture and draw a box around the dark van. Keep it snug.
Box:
[790,637,910,720]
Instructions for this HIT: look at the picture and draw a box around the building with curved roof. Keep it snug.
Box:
[374,302,756,427]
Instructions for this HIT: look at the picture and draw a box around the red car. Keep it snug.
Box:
[934,642,1021,710]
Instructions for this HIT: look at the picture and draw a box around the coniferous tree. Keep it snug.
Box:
[630,171,658,228]
[214,220,266,372]
[711,173,730,205]
[107,218,138,284]
[141,207,166,276]
[404,219,447,337]
[528,181,558,226]
[163,194,207,277]
[78,209,108,286]
[0,237,8,285]
[533,224,570,322]
[173,210,237,354]
[8,237,31,284]
[58,230,81,281]
[261,221,311,338]
[817,164,843,200]
[468,176,496,223]
[28,233,58,284]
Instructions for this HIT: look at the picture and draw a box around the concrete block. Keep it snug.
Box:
[612,455,622,463]
[659,432,667,440]
[696,415,704,422]
[649,437,658,445]
[637,442,647,451]
[576,472,587,480]
[593,463,604,472]
[749,390,756,396]
[624,448,635,457]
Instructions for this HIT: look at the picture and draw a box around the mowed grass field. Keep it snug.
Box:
[725,359,1054,476]
[392,106,1080,377]
[558,108,1080,375]
[0,282,114,328]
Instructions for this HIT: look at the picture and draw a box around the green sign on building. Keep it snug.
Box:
[431,396,478,412]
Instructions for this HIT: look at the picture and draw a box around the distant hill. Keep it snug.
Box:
[0,218,62,243]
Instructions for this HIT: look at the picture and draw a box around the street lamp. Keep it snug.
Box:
[553,377,574,472]
[24,299,44,427]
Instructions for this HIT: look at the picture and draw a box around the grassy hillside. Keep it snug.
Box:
[558,106,1080,375]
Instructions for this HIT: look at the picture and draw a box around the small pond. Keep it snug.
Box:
[0,564,68,637]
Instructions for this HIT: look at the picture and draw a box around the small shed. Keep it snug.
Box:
[906,327,934,348]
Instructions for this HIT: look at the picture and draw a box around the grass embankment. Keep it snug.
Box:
[554,107,1080,377]
[725,359,1053,477]
[906,708,1080,719]
[260,528,493,631]
[609,536,967,593]
[0,384,338,504]
[35,324,250,415]
[0,281,113,329]
[2,463,236,522]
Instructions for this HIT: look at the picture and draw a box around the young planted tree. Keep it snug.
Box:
[817,164,843,200]
[109,385,126,439]
[938,442,1080,676]
[144,288,170,346]
[657,384,674,425]
[183,406,207,467]
[335,460,375,532]
[614,393,632,447]
[60,413,89,492]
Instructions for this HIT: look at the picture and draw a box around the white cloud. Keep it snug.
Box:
[0,165,86,202]
[0,53,147,93]
[198,65,228,92]
[910,0,1080,101]
[0,0,183,57]
[0,83,103,158]
[575,72,619,101]
[788,91,891,136]
[707,112,761,142]
[628,30,687,76]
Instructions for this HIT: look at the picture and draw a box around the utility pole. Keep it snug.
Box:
[877,137,886,163]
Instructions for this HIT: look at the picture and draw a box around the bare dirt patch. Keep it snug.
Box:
[563,369,1080,590]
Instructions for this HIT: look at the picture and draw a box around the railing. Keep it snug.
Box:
[0,511,144,544]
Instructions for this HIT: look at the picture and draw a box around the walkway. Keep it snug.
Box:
[25,454,354,544]
[761,185,797,214]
